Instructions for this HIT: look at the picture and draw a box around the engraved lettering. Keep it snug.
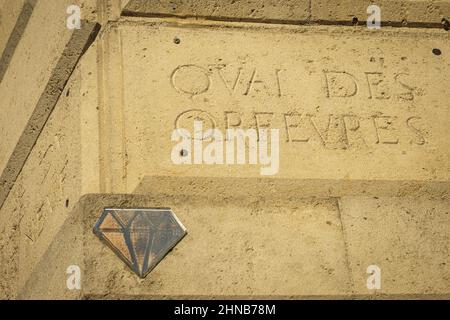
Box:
[215,65,243,96]
[174,109,428,150]
[171,65,211,96]
[324,71,359,98]
[365,72,390,99]
[244,69,265,96]
[373,115,399,144]
[395,73,415,101]
[276,69,284,97]
[343,115,369,147]
[224,111,242,130]
[284,113,309,143]
[174,109,217,140]
[254,112,274,141]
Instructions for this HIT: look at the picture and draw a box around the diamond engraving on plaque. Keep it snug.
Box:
[93,208,187,278]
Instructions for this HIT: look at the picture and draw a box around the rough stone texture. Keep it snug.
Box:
[1,1,449,300]
[340,196,450,296]
[19,194,353,299]
[312,0,450,27]
[0,0,96,172]
[0,1,99,209]
[98,0,132,23]
[0,41,99,299]
[124,0,450,26]
[18,194,450,299]
[105,19,449,195]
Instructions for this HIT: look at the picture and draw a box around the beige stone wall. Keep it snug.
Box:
[0,0,449,299]
[0,0,95,174]
[124,0,450,25]
[0,40,100,298]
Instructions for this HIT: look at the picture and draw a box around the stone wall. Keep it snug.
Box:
[0,0,448,299]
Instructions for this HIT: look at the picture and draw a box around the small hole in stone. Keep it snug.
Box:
[432,48,442,56]
[174,37,181,44]
[66,89,70,97]
[352,17,359,26]
[65,199,69,208]
[180,149,188,157]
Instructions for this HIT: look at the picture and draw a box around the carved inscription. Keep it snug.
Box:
[170,64,423,101]
[170,61,428,149]
[175,109,426,149]
[324,70,421,100]
[171,65,211,96]
[171,64,284,97]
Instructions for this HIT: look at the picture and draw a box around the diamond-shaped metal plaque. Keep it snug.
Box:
[93,208,187,278]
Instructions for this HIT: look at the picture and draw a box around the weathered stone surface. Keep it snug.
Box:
[340,196,450,296]
[20,194,353,299]
[104,19,449,196]
[0,41,100,298]
[123,0,310,22]
[0,0,26,52]
[0,0,32,80]
[312,0,450,27]
[1,7,449,300]
[0,0,99,208]
[18,193,450,299]
[124,0,450,26]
